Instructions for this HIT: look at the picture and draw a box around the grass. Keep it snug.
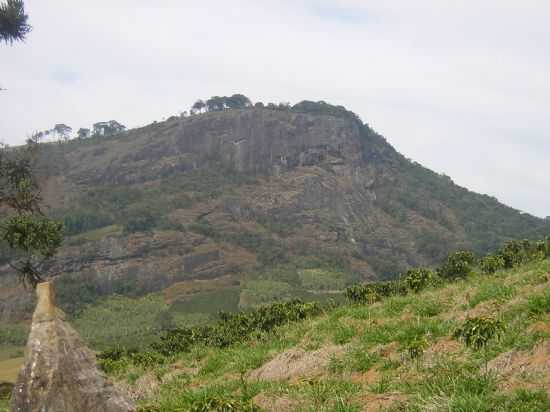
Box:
[1,258,549,411]
[526,290,550,316]
[239,280,293,308]
[123,259,550,410]
[73,294,170,350]
[67,224,122,244]
[169,287,240,315]
[0,346,24,361]
[468,281,515,308]
[0,357,23,383]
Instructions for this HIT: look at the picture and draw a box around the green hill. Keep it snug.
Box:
[61,239,550,412]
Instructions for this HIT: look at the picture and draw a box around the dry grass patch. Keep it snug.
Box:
[488,340,550,392]
[0,357,23,383]
[248,345,345,381]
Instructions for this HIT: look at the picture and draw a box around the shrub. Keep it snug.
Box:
[404,268,435,292]
[536,237,550,258]
[152,299,322,356]
[131,351,166,368]
[97,347,135,374]
[454,316,505,372]
[438,251,476,279]
[480,255,505,274]
[345,280,407,305]
[498,239,537,269]
[405,335,429,369]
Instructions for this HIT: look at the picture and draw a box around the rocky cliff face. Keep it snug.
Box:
[10,282,135,412]
[62,109,364,185]
[1,106,549,322]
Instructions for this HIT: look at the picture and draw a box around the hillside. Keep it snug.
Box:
[13,243,545,412]
[1,100,550,411]
[1,101,550,323]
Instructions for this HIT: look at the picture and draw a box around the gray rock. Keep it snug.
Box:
[10,282,135,412]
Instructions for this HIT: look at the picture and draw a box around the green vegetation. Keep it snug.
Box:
[239,280,293,307]
[170,288,240,315]
[77,238,550,411]
[73,294,170,350]
[0,0,31,44]
[0,323,28,347]
[526,290,550,316]
[438,250,477,279]
[454,316,505,372]
[403,267,437,292]
[0,138,63,286]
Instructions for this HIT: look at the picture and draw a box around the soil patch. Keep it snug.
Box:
[252,394,302,412]
[248,345,344,381]
[527,321,550,334]
[359,393,407,412]
[351,368,381,385]
[488,340,550,391]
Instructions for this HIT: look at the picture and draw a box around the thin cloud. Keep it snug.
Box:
[0,0,548,217]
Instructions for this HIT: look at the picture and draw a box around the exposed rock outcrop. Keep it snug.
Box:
[10,282,135,412]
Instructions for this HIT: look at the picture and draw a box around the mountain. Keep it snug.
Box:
[1,101,549,321]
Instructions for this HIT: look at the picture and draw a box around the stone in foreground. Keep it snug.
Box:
[11,282,135,412]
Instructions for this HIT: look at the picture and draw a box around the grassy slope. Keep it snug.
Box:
[113,259,550,411]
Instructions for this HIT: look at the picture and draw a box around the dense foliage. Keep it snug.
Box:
[437,251,477,279]
[0,0,31,44]
[98,299,322,373]
[345,280,407,304]
[403,268,436,293]
[152,299,321,355]
[454,317,505,352]
[0,140,63,286]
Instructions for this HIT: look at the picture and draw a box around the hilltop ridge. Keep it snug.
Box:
[1,101,550,323]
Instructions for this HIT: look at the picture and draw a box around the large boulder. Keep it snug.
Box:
[10,282,135,412]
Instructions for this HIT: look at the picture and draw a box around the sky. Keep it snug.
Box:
[1,0,549,217]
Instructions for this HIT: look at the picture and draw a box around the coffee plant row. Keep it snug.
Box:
[99,299,322,372]
[346,237,550,304]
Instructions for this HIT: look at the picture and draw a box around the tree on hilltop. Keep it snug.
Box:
[192,99,206,114]
[193,94,253,113]
[54,123,73,141]
[206,96,225,112]
[225,94,252,109]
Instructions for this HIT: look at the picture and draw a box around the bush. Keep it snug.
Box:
[404,268,435,293]
[498,239,538,269]
[151,299,322,356]
[345,280,406,304]
[480,255,505,274]
[438,251,476,279]
[454,316,505,372]
[536,237,550,258]
[97,347,135,374]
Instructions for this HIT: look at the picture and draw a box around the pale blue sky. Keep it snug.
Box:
[0,0,549,217]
